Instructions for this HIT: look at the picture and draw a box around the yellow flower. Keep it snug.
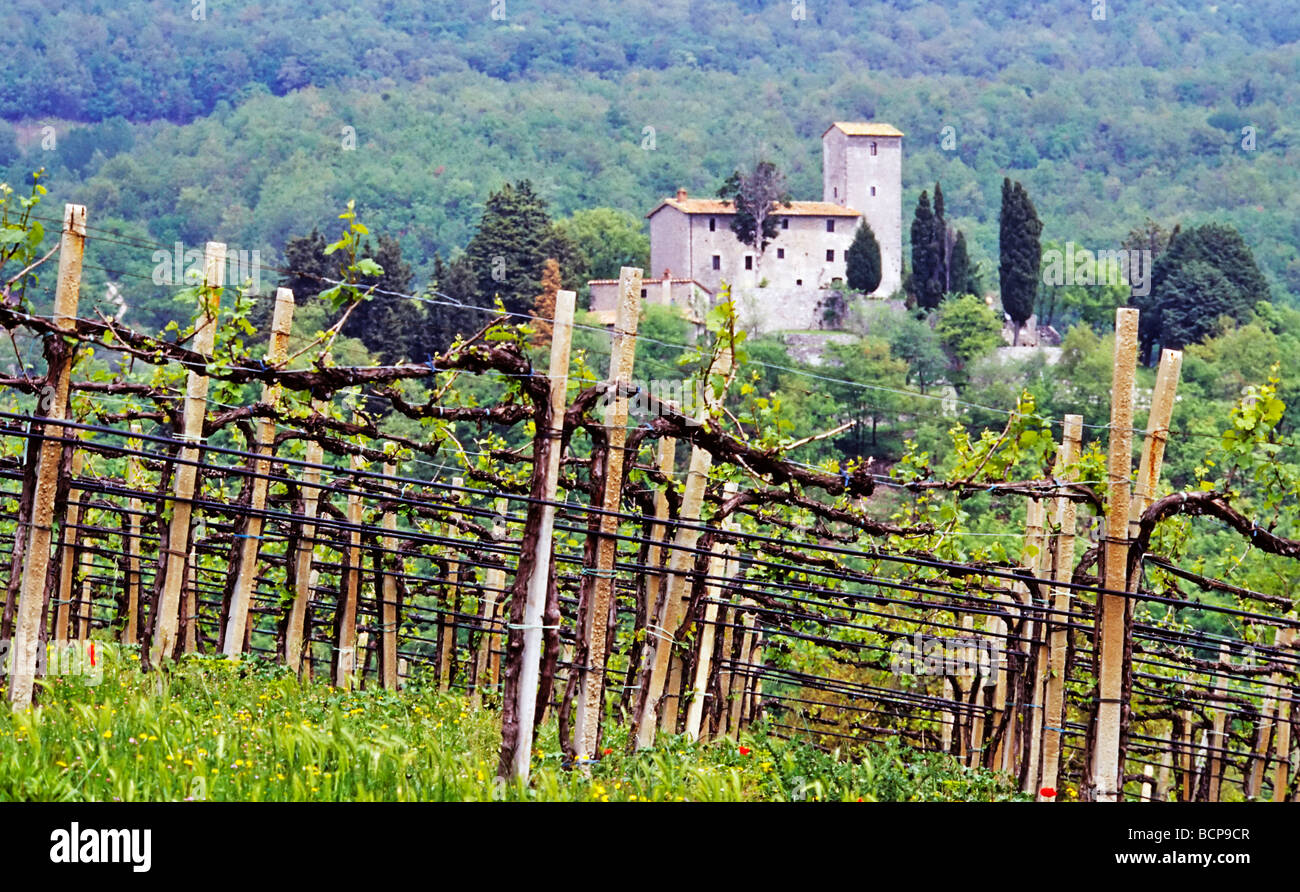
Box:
[102,730,112,739]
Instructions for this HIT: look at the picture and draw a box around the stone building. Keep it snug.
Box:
[587,275,712,327]
[595,122,903,334]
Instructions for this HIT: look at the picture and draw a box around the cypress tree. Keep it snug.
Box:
[846,221,883,294]
[910,191,936,307]
[932,182,948,294]
[910,184,948,309]
[998,178,1042,344]
[949,231,979,296]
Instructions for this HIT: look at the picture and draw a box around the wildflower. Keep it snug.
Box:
[1039,786,1057,798]
[602,748,613,756]
[102,730,112,739]
[738,746,751,756]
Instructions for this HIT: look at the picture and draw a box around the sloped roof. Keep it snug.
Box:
[587,277,713,293]
[647,198,861,218]
[823,121,905,138]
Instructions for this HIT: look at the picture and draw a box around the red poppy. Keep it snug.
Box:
[856,797,864,802]
[738,746,751,756]
[1039,786,1057,798]
[602,748,613,756]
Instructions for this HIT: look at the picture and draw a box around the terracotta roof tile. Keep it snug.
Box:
[586,277,713,293]
[824,122,904,138]
[647,198,861,218]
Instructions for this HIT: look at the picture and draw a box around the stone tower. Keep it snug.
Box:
[822,122,903,296]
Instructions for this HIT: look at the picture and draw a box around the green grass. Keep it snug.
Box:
[0,646,1027,802]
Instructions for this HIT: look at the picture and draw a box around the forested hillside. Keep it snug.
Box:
[2,0,1299,319]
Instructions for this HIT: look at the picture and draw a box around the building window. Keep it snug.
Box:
[833,186,838,198]
[871,186,877,196]
[870,142,877,156]
[826,219,835,233]
[712,255,721,270]
[709,217,716,232]
[826,249,835,262]
[641,289,647,298]
[796,279,803,286]
[781,218,789,230]
[744,256,753,270]
[776,248,785,259]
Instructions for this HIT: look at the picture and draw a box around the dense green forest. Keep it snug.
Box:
[2,0,1299,319]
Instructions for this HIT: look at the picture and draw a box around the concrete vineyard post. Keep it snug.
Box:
[575,268,642,764]
[9,204,85,710]
[1207,644,1231,801]
[439,477,464,692]
[222,287,294,656]
[123,422,146,645]
[151,241,225,667]
[684,481,738,741]
[1125,347,1182,801]
[379,461,400,691]
[505,287,576,784]
[1017,497,1046,789]
[633,348,732,749]
[53,450,85,642]
[473,497,508,708]
[284,408,326,675]
[334,449,365,688]
[1039,414,1082,801]
[1092,307,1138,802]
[1272,617,1297,801]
